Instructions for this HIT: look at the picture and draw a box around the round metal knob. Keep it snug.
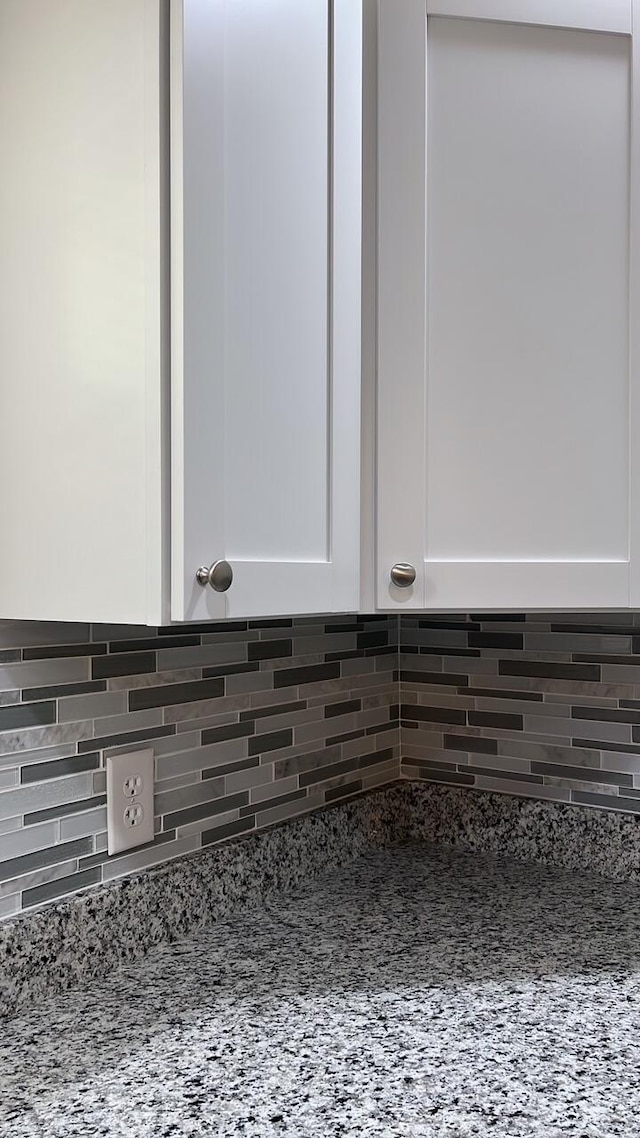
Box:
[196,559,233,592]
[390,562,416,588]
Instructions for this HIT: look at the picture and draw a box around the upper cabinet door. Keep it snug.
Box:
[377,0,640,610]
[171,0,363,621]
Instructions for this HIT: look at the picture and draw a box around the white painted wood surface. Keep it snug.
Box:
[0,0,164,624]
[630,0,640,608]
[377,0,636,610]
[172,0,362,620]
[426,0,631,35]
[377,0,427,611]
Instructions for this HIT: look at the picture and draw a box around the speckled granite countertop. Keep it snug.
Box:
[3,843,640,1137]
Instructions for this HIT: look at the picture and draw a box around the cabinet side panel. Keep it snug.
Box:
[426,18,630,563]
[0,0,161,623]
[630,0,640,607]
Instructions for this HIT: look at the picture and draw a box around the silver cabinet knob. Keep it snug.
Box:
[196,559,233,592]
[390,562,416,588]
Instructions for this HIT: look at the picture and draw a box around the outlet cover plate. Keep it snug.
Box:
[106,748,155,855]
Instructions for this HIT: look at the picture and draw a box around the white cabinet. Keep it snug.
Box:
[0,0,362,625]
[172,0,363,621]
[377,0,640,610]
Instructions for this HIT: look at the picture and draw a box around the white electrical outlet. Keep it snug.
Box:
[106,748,155,855]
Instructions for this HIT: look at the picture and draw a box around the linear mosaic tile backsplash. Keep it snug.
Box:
[8,609,640,923]
[400,613,640,810]
[0,616,398,919]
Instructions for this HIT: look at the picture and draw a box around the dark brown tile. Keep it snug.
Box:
[471,614,526,622]
[240,789,306,816]
[163,791,249,830]
[419,646,481,658]
[468,710,523,731]
[247,640,292,662]
[248,729,293,756]
[23,867,101,908]
[498,660,600,681]
[325,699,362,719]
[129,678,224,712]
[457,687,543,702]
[21,752,100,785]
[400,671,469,687]
[202,756,260,781]
[468,633,524,650]
[274,663,340,688]
[573,654,640,665]
[78,725,175,753]
[0,702,56,732]
[531,761,632,786]
[247,618,292,630]
[239,700,306,724]
[159,621,247,635]
[573,738,640,754]
[111,636,200,653]
[357,632,389,650]
[572,790,640,812]
[201,816,256,845]
[411,769,475,786]
[571,706,640,725]
[202,721,254,746]
[326,729,365,746]
[22,680,106,702]
[0,837,92,884]
[24,794,107,826]
[325,779,363,803]
[417,619,480,631]
[443,734,497,755]
[468,767,541,784]
[299,755,360,788]
[23,643,106,660]
[93,652,157,680]
[552,623,637,635]
[203,662,261,680]
[399,704,466,726]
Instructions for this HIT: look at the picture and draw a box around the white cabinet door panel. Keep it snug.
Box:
[0,0,164,625]
[172,0,362,621]
[378,0,640,610]
[426,0,631,34]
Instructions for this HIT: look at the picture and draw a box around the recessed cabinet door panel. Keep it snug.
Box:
[377,0,640,610]
[172,0,362,620]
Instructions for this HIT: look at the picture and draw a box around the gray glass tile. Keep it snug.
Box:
[239,788,305,817]
[201,816,256,846]
[21,752,100,785]
[531,761,630,786]
[22,867,101,908]
[24,793,107,827]
[78,725,175,754]
[325,779,363,802]
[0,774,93,821]
[163,791,249,830]
[0,836,92,883]
[0,702,56,732]
[572,789,640,812]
